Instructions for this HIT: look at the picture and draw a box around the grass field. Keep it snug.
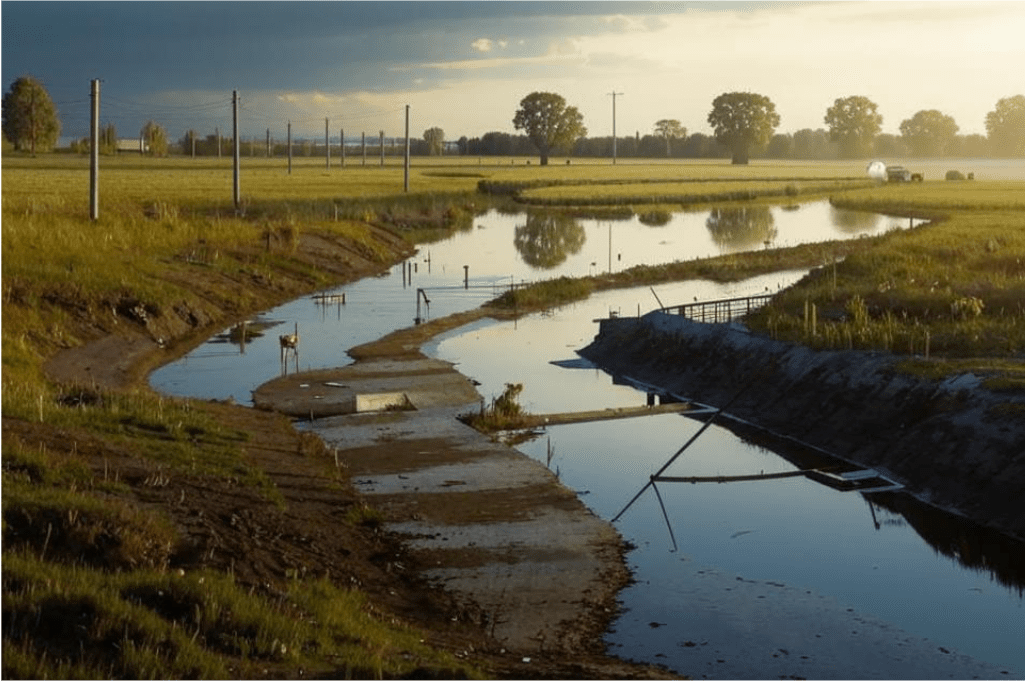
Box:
[3,152,1024,678]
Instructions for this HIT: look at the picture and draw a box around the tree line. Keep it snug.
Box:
[4,76,1024,164]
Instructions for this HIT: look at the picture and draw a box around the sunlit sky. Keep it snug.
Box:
[3,1,1023,143]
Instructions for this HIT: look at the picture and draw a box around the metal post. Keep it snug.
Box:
[404,105,410,192]
[609,91,623,165]
[232,90,240,210]
[89,79,99,221]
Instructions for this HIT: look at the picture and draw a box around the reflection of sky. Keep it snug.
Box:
[515,417,1025,677]
[424,271,808,413]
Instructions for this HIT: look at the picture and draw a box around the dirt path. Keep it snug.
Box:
[254,355,636,660]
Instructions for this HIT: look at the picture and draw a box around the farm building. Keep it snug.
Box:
[116,138,149,154]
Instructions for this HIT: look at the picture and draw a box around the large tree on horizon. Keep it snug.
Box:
[2,75,61,154]
[423,126,445,156]
[707,92,780,165]
[512,92,586,166]
[824,95,883,159]
[653,119,686,157]
[985,95,1025,157]
[899,109,959,157]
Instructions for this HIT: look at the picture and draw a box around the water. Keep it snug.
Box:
[150,197,1025,677]
[423,289,1024,678]
[151,200,909,402]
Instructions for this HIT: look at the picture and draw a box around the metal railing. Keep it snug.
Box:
[660,293,775,324]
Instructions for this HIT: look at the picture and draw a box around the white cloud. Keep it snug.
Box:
[471,38,493,52]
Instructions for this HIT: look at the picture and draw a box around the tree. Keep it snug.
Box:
[824,95,883,159]
[899,109,959,157]
[513,213,586,269]
[141,120,168,156]
[707,92,780,165]
[985,95,1025,157]
[423,127,445,156]
[2,76,61,154]
[100,123,117,155]
[653,119,686,157]
[512,92,586,166]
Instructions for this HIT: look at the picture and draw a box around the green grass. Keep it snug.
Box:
[516,178,872,207]
[2,553,478,679]
[744,182,1025,366]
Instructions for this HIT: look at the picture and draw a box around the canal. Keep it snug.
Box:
[152,200,1023,678]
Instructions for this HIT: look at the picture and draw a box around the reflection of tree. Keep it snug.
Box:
[830,207,881,234]
[705,206,777,252]
[514,212,586,269]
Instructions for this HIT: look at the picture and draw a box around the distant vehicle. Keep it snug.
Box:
[886,165,912,183]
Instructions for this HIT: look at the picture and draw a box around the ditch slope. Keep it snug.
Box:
[580,312,1025,540]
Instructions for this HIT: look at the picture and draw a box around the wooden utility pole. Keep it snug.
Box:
[404,105,410,192]
[361,132,366,166]
[340,128,345,167]
[89,79,99,221]
[379,130,385,167]
[266,128,271,157]
[216,126,221,158]
[232,90,240,210]
[325,118,330,169]
[287,121,292,174]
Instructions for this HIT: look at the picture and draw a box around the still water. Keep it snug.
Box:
[149,198,1024,677]
[151,200,911,402]
[426,291,1024,678]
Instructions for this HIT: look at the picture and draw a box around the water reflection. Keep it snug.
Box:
[705,206,778,251]
[513,212,586,269]
[829,205,882,234]
[867,492,1025,596]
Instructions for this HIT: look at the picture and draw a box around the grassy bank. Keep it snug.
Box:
[744,182,1025,378]
[2,155,489,679]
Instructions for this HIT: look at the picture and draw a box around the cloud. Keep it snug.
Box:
[471,38,493,52]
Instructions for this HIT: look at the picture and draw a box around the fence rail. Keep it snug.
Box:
[660,293,775,324]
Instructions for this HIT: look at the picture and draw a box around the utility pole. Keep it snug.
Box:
[404,105,410,192]
[232,90,240,210]
[608,91,624,165]
[325,118,330,169]
[340,128,345,167]
[266,128,270,157]
[362,132,366,166]
[287,121,292,174]
[90,79,99,221]
[216,126,221,159]
[379,130,385,167]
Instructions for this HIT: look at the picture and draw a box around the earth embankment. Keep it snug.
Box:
[580,312,1025,540]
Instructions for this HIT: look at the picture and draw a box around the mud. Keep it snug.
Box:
[580,312,1025,540]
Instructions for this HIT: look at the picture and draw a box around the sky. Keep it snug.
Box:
[3,1,1024,144]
